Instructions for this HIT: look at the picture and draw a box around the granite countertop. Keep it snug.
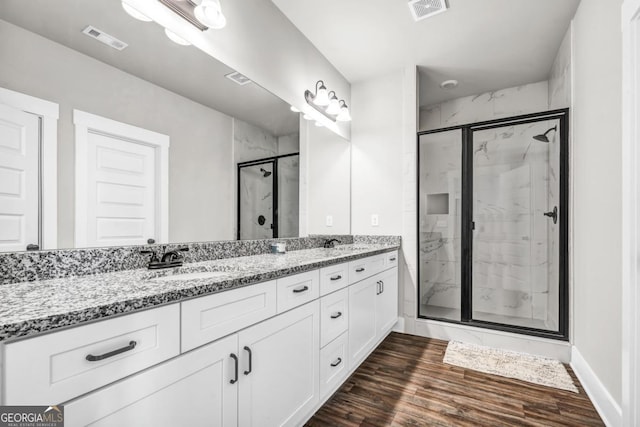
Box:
[0,244,399,342]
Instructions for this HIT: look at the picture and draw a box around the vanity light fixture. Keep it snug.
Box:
[302,113,313,120]
[314,121,324,127]
[290,106,300,113]
[121,2,152,22]
[312,81,330,106]
[304,80,351,122]
[194,0,227,29]
[164,28,191,45]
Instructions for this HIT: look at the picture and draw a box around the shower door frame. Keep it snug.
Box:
[416,109,570,340]
[236,152,299,240]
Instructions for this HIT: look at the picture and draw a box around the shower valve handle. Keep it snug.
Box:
[543,207,558,224]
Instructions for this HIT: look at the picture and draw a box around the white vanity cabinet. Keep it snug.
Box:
[2,249,399,427]
[348,264,398,368]
[65,334,239,427]
[238,300,320,427]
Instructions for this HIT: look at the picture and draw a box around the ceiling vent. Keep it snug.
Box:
[82,26,128,50]
[225,71,252,86]
[408,0,448,22]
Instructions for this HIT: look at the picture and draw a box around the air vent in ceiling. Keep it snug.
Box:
[408,0,448,22]
[225,72,252,86]
[82,26,128,51]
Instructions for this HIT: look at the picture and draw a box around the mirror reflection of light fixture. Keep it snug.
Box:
[303,113,313,120]
[122,2,153,21]
[164,28,191,45]
[290,106,300,113]
[312,81,330,106]
[194,0,227,29]
[304,80,351,122]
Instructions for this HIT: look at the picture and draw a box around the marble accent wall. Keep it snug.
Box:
[234,119,279,163]
[419,81,549,131]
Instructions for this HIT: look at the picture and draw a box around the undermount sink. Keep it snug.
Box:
[151,271,228,282]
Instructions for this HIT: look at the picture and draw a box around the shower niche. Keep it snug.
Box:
[417,110,568,339]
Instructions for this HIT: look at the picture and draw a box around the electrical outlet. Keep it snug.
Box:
[326,215,333,227]
[371,214,379,227]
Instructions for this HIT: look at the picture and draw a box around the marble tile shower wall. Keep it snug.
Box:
[419,81,549,132]
[0,235,354,286]
[416,80,555,326]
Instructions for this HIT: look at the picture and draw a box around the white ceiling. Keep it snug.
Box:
[272,0,581,106]
[0,0,299,136]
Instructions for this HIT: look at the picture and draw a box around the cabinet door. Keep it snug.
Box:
[376,267,399,337]
[238,301,319,427]
[65,334,238,427]
[348,277,378,367]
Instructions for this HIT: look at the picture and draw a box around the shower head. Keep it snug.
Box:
[533,126,558,143]
[260,168,271,177]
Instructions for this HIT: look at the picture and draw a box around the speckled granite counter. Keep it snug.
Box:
[0,243,399,342]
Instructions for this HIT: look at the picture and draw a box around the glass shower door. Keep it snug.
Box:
[418,129,462,321]
[238,161,274,240]
[471,119,561,332]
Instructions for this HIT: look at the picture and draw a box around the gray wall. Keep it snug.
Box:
[0,20,235,247]
[572,0,623,406]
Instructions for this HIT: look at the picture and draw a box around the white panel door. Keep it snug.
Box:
[65,334,239,427]
[85,132,156,247]
[0,103,39,252]
[238,301,319,427]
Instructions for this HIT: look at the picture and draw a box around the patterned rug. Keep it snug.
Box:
[443,341,578,393]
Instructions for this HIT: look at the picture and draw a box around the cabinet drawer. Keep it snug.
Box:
[319,331,349,400]
[320,288,349,348]
[3,304,180,405]
[276,270,320,313]
[348,254,385,284]
[384,251,399,269]
[319,262,349,296]
[181,280,277,352]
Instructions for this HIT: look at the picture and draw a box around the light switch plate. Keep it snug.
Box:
[371,214,379,227]
[326,215,333,227]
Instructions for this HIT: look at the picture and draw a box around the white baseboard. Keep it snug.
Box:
[570,346,622,427]
[393,316,405,333]
[412,318,572,362]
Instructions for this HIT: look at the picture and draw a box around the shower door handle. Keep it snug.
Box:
[543,207,558,224]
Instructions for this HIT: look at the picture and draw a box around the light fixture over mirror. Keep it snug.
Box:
[121,1,152,22]
[304,80,351,122]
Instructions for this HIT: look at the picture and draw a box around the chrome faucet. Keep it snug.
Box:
[141,246,189,270]
[323,238,340,248]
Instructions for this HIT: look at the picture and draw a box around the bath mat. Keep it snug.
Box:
[443,341,578,393]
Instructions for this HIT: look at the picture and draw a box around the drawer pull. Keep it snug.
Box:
[389,257,397,261]
[86,341,137,362]
[330,275,342,281]
[376,281,382,295]
[330,357,342,367]
[243,346,253,376]
[230,353,238,384]
[381,280,384,293]
[330,312,343,319]
[355,267,365,273]
[293,285,309,293]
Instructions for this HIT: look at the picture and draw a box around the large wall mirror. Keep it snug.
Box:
[0,0,351,252]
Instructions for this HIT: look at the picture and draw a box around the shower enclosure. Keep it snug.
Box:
[237,153,299,240]
[417,110,568,339]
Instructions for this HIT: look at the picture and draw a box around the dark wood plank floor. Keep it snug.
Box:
[306,333,603,427]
